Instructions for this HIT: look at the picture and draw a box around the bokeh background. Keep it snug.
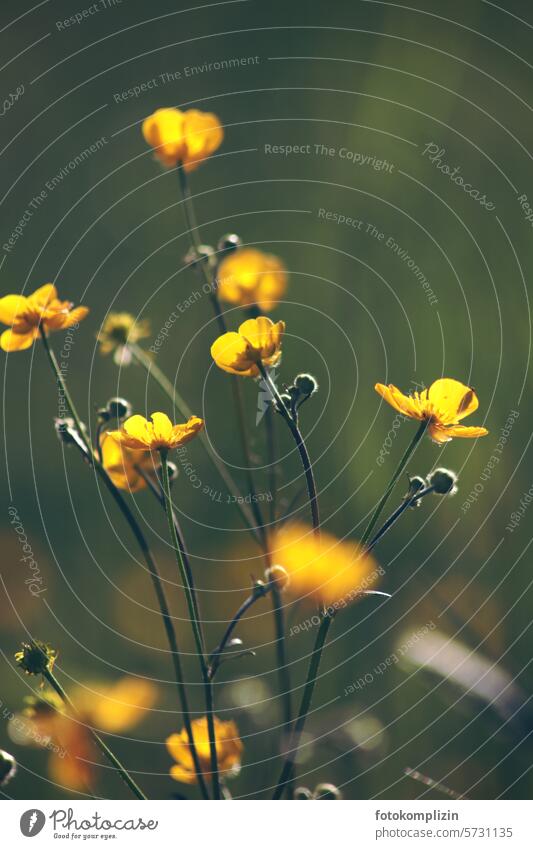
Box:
[1,0,532,800]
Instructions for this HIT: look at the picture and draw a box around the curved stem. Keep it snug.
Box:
[44,668,146,800]
[257,363,320,538]
[272,614,332,799]
[159,452,221,800]
[39,328,209,798]
[209,586,268,680]
[361,420,428,547]
[271,585,292,731]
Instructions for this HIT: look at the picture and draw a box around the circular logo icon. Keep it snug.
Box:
[20,809,46,837]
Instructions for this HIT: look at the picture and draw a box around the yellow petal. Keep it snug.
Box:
[119,415,152,449]
[211,331,256,375]
[29,283,57,306]
[58,306,89,329]
[427,378,478,423]
[142,108,186,167]
[169,416,204,448]
[238,316,274,351]
[182,109,223,171]
[0,328,36,351]
[169,764,196,784]
[438,424,488,440]
[150,412,173,443]
[375,383,422,419]
[0,294,27,325]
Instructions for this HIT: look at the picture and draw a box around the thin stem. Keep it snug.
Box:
[265,404,277,526]
[361,420,428,547]
[271,585,292,731]
[159,451,221,800]
[366,485,435,553]
[39,328,209,798]
[208,587,268,680]
[272,614,332,799]
[129,337,263,550]
[257,363,320,538]
[44,668,146,800]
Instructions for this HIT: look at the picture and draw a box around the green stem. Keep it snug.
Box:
[366,485,435,553]
[209,586,269,680]
[128,338,263,551]
[258,363,320,538]
[361,420,428,547]
[271,585,292,732]
[159,452,221,800]
[44,668,146,800]
[272,614,332,799]
[39,327,209,799]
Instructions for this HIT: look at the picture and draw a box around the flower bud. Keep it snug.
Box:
[98,397,132,423]
[405,475,426,507]
[185,244,214,268]
[265,564,290,592]
[428,468,458,496]
[314,782,342,799]
[0,750,16,787]
[294,373,318,398]
[217,233,242,254]
[15,641,57,676]
[293,786,313,800]
[166,462,179,483]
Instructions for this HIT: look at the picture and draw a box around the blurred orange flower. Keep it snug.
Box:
[142,107,223,170]
[211,316,284,377]
[217,248,288,312]
[273,522,380,609]
[109,412,204,452]
[0,284,88,352]
[18,678,157,792]
[375,378,488,444]
[166,716,243,785]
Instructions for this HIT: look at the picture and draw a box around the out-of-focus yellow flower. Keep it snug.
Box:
[273,523,380,609]
[211,316,284,377]
[0,284,88,352]
[109,412,204,452]
[166,716,243,785]
[217,248,288,312]
[142,107,223,171]
[375,378,489,444]
[100,432,157,492]
[97,312,150,366]
[19,678,157,792]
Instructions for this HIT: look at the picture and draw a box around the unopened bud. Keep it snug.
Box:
[14,641,57,676]
[294,786,313,800]
[0,750,16,787]
[314,782,342,800]
[97,397,132,423]
[428,468,458,496]
[185,244,214,267]
[217,233,242,254]
[405,475,426,507]
[294,373,318,398]
[265,564,290,592]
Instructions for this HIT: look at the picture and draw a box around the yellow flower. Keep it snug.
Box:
[166,716,243,785]
[217,248,288,312]
[97,312,150,365]
[211,316,285,377]
[19,678,157,791]
[375,378,489,444]
[0,284,88,352]
[273,523,380,609]
[100,432,157,492]
[108,412,204,451]
[142,107,223,171]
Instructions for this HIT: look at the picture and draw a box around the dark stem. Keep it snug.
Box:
[129,342,263,550]
[272,614,332,799]
[159,452,221,800]
[208,587,269,680]
[366,485,435,553]
[39,328,209,799]
[257,363,320,538]
[360,419,428,547]
[44,668,147,800]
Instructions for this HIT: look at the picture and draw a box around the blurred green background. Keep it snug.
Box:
[1,0,532,800]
